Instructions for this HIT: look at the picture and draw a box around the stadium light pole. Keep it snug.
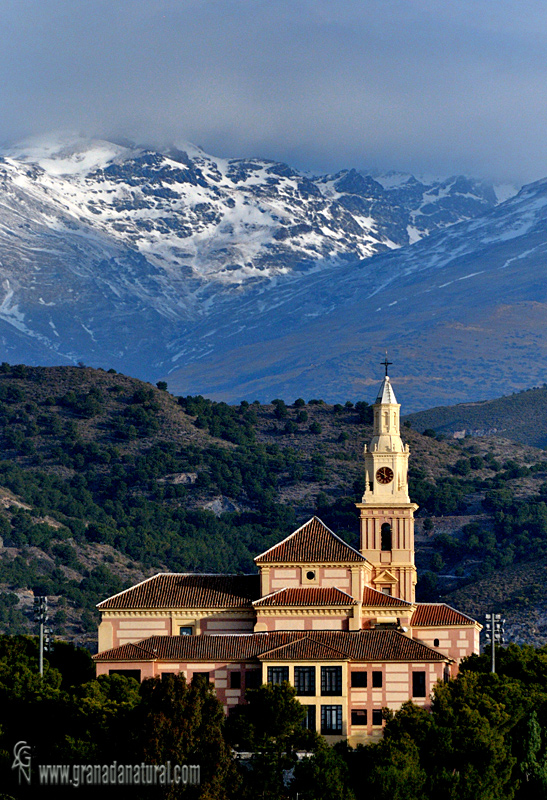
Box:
[484,612,506,673]
[33,595,49,676]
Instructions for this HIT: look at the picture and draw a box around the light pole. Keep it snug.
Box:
[33,595,49,676]
[484,612,506,673]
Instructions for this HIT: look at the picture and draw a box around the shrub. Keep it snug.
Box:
[355,401,373,424]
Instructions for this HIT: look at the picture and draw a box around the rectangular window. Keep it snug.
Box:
[302,705,316,731]
[372,709,383,726]
[192,672,210,684]
[245,671,261,689]
[295,666,316,696]
[267,666,289,685]
[321,705,343,735]
[109,669,141,682]
[372,671,383,688]
[321,666,343,696]
[230,671,241,689]
[350,671,367,688]
[179,626,193,636]
[412,671,426,698]
[351,709,367,726]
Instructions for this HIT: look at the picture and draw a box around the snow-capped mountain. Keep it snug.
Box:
[163,175,547,409]
[1,133,496,287]
[0,133,528,403]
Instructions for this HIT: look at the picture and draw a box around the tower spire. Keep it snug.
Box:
[356,365,418,602]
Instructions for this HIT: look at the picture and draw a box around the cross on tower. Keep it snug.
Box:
[381,354,392,377]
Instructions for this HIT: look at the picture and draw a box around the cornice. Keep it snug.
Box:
[355,503,419,512]
[255,607,351,617]
[100,609,255,619]
[258,561,369,568]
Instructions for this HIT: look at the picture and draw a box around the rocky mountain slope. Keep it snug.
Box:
[4,134,547,413]
[0,134,498,385]
[165,175,547,410]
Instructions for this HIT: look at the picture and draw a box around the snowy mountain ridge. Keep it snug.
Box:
[0,134,498,292]
[0,133,535,407]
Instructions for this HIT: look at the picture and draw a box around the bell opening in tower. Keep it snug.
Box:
[381,523,392,551]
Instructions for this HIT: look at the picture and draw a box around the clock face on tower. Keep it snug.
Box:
[376,467,394,485]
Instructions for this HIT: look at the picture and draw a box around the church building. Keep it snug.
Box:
[93,370,480,744]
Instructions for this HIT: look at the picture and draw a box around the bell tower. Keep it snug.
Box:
[356,359,418,602]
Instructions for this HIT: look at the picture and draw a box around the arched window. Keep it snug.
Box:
[434,638,440,647]
[381,523,392,551]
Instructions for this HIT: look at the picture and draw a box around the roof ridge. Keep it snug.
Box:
[327,587,356,601]
[97,572,260,611]
[415,602,454,607]
[363,585,412,606]
[93,640,157,660]
[259,634,349,660]
[253,516,320,562]
[96,573,163,608]
[253,586,357,606]
[254,516,365,563]
[323,524,366,560]
[153,572,257,577]
[385,628,454,659]
[415,602,477,623]
[258,631,306,656]
[252,587,287,605]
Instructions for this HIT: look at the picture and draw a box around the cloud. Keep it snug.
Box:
[1,0,547,182]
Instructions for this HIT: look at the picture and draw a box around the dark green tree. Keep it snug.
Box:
[292,742,355,800]
[518,710,547,795]
[134,674,238,799]
[226,682,317,800]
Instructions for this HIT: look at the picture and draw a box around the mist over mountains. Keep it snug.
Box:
[0,134,543,409]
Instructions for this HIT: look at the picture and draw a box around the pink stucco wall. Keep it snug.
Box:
[268,566,353,592]
[254,613,350,631]
[347,660,446,741]
[96,659,261,712]
[412,626,479,665]
[96,655,448,742]
[99,611,255,650]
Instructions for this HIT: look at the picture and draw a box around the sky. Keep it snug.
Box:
[2,0,547,184]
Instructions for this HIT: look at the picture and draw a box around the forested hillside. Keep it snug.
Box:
[405,385,547,447]
[1,364,547,648]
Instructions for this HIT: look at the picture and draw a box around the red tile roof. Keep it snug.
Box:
[97,573,260,610]
[94,632,301,662]
[94,642,158,661]
[255,517,365,564]
[253,587,356,607]
[259,637,349,661]
[337,630,444,661]
[411,604,477,627]
[362,586,412,607]
[94,630,449,663]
